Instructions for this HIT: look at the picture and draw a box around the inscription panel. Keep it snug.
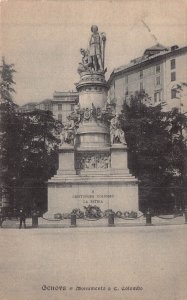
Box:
[47,183,139,215]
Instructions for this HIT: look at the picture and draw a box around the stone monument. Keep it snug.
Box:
[46,25,139,216]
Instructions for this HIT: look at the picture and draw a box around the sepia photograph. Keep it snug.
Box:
[0,0,187,299]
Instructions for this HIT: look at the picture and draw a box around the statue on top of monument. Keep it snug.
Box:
[88,25,106,72]
[78,25,106,75]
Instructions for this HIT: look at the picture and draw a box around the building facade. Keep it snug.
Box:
[19,101,39,113]
[35,99,53,112]
[19,91,79,124]
[19,45,187,120]
[108,44,187,112]
[52,91,78,124]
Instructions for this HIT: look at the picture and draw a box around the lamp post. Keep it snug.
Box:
[12,176,16,215]
[32,210,39,228]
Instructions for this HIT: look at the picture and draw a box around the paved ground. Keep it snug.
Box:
[0,225,187,300]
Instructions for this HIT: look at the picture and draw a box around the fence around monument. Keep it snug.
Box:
[40,208,186,228]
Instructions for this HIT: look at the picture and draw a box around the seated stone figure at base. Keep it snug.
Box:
[60,120,75,145]
[110,115,126,144]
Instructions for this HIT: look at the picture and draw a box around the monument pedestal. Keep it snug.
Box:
[46,142,139,217]
[111,144,129,175]
[47,175,138,216]
[57,145,76,175]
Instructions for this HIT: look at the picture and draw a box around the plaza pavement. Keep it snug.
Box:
[0,223,187,300]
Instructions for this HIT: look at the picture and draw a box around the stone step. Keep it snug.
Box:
[48,175,138,183]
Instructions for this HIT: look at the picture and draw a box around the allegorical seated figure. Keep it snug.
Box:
[68,104,81,127]
[60,120,75,145]
[110,115,127,145]
[77,48,92,75]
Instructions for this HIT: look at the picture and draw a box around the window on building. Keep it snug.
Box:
[140,82,143,91]
[71,104,74,111]
[140,70,143,79]
[171,89,177,99]
[156,76,160,85]
[58,114,62,122]
[171,72,176,81]
[170,59,176,70]
[58,104,62,111]
[156,65,160,73]
[125,76,128,84]
[154,91,161,103]
[45,104,50,111]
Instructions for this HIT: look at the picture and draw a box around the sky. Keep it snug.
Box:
[0,0,187,105]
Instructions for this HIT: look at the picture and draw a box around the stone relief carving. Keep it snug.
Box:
[97,156,110,169]
[83,107,92,121]
[78,75,105,83]
[67,102,114,126]
[76,153,110,170]
[81,103,101,122]
[81,103,114,123]
[110,115,127,144]
[66,103,105,125]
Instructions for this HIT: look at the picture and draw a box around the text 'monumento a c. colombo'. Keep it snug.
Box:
[46,25,139,216]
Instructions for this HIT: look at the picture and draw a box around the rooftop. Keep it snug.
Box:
[37,98,52,104]
[53,91,78,97]
[143,43,169,55]
[109,44,187,83]
[21,102,39,107]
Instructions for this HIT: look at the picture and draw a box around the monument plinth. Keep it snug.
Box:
[46,25,139,217]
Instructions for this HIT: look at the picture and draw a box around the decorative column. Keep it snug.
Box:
[74,25,111,175]
[75,73,109,150]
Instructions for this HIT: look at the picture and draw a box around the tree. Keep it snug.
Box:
[0,57,61,215]
[0,57,16,106]
[17,110,60,180]
[10,109,61,215]
[0,58,17,213]
[121,91,187,213]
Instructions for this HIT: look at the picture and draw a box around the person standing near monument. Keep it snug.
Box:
[89,25,105,71]
[19,208,26,229]
[0,208,4,228]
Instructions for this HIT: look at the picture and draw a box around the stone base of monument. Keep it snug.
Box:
[45,175,138,218]
[45,143,139,219]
